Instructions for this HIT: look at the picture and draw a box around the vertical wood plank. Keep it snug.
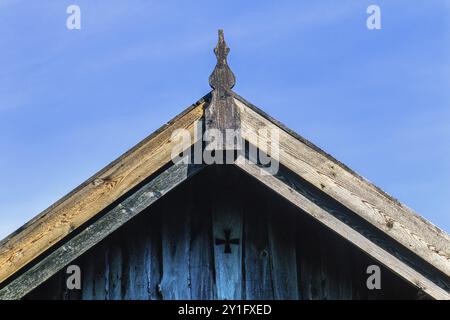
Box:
[296,214,314,300]
[145,211,163,300]
[113,206,163,300]
[92,243,109,300]
[160,190,192,300]
[297,242,311,300]
[212,168,243,300]
[318,231,337,300]
[108,238,122,300]
[123,232,144,300]
[126,214,161,300]
[268,197,299,300]
[331,237,353,299]
[299,219,330,300]
[349,248,367,300]
[189,177,215,300]
[81,252,95,300]
[243,187,273,299]
[297,215,355,300]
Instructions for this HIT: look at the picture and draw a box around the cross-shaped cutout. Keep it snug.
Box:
[215,229,240,254]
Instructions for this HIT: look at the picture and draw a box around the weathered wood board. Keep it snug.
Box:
[268,196,299,300]
[0,100,205,285]
[189,176,215,300]
[235,96,450,279]
[160,188,192,300]
[25,166,422,300]
[243,187,273,300]
[235,157,450,299]
[212,168,243,300]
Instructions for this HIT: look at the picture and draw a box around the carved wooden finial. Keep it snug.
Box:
[209,29,236,93]
[205,30,240,152]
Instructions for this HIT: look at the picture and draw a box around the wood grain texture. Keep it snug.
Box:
[297,218,339,300]
[145,213,163,300]
[81,206,162,300]
[234,157,450,300]
[0,100,205,285]
[159,191,192,300]
[297,223,322,300]
[207,30,240,150]
[0,162,203,299]
[189,177,215,300]
[123,217,161,300]
[267,197,299,300]
[23,165,426,300]
[108,240,122,300]
[243,188,273,300]
[205,92,240,150]
[268,153,450,293]
[93,243,109,300]
[235,96,450,278]
[212,168,243,300]
[81,252,95,300]
[328,238,353,299]
[122,232,144,300]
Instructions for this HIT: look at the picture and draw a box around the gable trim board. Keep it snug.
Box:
[0,96,207,286]
[0,92,449,299]
[0,164,202,300]
[234,157,450,300]
[0,162,204,300]
[235,94,450,277]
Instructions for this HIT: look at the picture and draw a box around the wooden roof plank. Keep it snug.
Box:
[0,162,204,300]
[0,98,206,285]
[235,96,450,278]
[1,87,449,299]
[234,156,450,300]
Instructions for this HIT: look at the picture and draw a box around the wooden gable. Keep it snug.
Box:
[25,166,422,300]
[0,30,449,300]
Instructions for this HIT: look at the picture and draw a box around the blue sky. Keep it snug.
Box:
[0,0,449,239]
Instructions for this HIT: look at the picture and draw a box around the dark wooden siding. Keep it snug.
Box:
[26,166,420,300]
